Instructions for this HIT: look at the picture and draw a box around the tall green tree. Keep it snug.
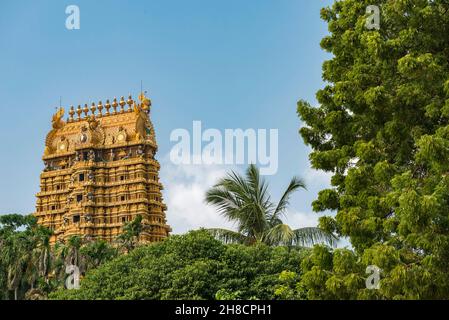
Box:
[117,215,144,252]
[297,0,449,299]
[205,164,337,247]
[5,234,27,300]
[24,225,53,290]
[61,236,84,268]
[0,214,122,299]
[80,240,118,270]
[0,214,45,300]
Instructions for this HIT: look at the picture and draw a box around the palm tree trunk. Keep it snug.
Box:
[43,249,48,276]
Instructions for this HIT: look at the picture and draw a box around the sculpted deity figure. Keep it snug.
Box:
[134,93,153,141]
[44,107,66,156]
[52,107,65,129]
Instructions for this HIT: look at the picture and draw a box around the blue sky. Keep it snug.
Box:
[0,0,339,239]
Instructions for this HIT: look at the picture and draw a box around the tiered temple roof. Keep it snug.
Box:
[34,93,171,245]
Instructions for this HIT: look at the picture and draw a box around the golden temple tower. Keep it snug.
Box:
[34,93,171,245]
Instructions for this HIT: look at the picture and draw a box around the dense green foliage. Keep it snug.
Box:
[297,0,449,299]
[205,164,337,247]
[49,230,307,300]
[0,214,53,300]
[0,214,118,300]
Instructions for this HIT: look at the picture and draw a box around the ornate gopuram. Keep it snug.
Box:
[34,93,171,245]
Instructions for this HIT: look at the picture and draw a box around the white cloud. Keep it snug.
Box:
[282,210,321,229]
[302,167,333,188]
[159,155,237,234]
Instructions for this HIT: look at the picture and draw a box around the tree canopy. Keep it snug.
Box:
[297,0,449,299]
[0,214,118,300]
[49,230,308,300]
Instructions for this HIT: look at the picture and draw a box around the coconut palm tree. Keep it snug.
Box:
[205,164,337,247]
[6,235,26,300]
[62,235,84,268]
[0,214,38,300]
[80,240,117,269]
[51,235,87,288]
[117,215,144,253]
[24,226,53,289]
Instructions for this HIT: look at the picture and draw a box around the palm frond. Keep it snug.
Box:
[270,177,307,221]
[247,164,271,208]
[205,187,243,221]
[292,227,338,248]
[221,170,253,202]
[268,217,283,228]
[263,224,295,246]
[206,166,271,240]
[205,228,248,244]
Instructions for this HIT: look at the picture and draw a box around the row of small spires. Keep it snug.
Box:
[66,95,140,121]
